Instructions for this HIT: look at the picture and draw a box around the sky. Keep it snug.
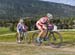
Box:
[42,0,75,6]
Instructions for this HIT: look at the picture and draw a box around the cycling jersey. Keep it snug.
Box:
[38,16,48,24]
[36,16,49,30]
[23,25,28,32]
[17,23,24,33]
[48,24,54,30]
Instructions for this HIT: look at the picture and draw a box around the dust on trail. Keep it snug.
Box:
[0,42,75,52]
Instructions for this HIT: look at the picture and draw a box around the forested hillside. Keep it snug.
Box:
[0,0,75,20]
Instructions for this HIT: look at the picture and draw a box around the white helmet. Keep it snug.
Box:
[19,19,24,23]
[47,13,53,19]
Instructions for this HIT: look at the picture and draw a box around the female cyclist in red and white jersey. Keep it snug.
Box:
[36,13,53,45]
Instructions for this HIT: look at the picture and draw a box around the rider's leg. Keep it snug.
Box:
[41,25,48,38]
[42,30,48,41]
[20,32,24,41]
[39,24,47,37]
[42,30,47,38]
[36,29,44,43]
[36,23,47,45]
[17,32,21,43]
[36,23,43,43]
[41,25,49,41]
[36,25,47,44]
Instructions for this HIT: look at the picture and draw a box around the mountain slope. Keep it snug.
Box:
[0,0,75,20]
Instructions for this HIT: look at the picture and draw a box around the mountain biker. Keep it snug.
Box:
[36,13,53,45]
[17,19,28,43]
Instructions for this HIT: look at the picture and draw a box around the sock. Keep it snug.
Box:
[36,37,43,43]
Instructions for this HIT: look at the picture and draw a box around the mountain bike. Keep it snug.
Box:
[32,24,63,48]
[16,31,29,44]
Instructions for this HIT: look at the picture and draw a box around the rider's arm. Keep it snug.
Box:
[22,24,28,32]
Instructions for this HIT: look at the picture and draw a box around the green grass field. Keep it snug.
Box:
[0,31,75,43]
[0,27,14,35]
[0,27,75,55]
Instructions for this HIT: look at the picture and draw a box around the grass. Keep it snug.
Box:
[0,27,14,35]
[61,31,75,44]
[0,31,75,43]
[0,30,75,55]
[0,35,16,42]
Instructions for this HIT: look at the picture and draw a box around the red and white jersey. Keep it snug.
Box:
[37,16,49,24]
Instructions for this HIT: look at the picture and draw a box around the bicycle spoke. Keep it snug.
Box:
[48,31,62,48]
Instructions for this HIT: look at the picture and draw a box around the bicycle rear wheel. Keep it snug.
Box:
[23,32,29,43]
[48,31,62,48]
[16,32,24,43]
[16,32,29,44]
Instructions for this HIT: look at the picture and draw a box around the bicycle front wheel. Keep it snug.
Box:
[48,31,63,48]
[32,32,39,43]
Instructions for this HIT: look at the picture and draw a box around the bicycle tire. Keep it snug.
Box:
[48,31,63,48]
[32,31,39,45]
[16,32,29,44]
[16,32,24,43]
[23,32,27,43]
[20,32,32,44]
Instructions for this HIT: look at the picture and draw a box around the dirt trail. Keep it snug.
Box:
[0,42,75,52]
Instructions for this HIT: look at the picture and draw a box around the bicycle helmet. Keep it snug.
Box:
[19,19,24,23]
[47,13,53,19]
